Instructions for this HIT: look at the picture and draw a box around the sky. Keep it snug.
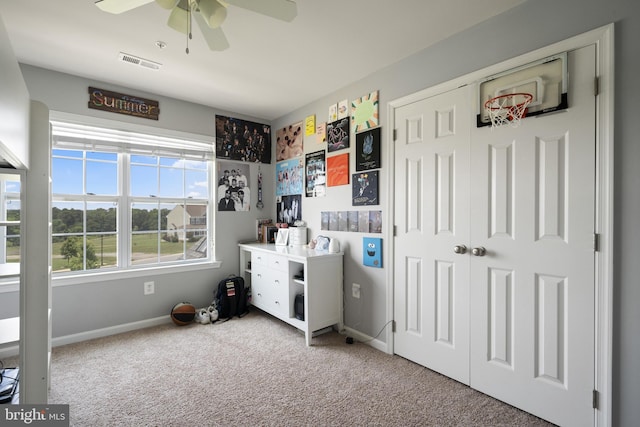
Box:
[52,150,209,200]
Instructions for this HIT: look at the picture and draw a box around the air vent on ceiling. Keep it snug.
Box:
[118,52,162,71]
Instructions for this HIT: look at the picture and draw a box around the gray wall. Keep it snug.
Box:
[6,65,277,338]
[0,16,29,168]
[272,1,639,425]
[1,0,638,423]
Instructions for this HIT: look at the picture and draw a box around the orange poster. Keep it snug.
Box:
[326,153,349,187]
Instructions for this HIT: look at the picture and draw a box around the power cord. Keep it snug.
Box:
[0,359,19,383]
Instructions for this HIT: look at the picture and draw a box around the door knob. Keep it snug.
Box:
[453,245,467,254]
[471,246,486,256]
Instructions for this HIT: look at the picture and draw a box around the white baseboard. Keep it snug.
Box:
[52,315,172,348]
[343,326,390,353]
[1,316,172,360]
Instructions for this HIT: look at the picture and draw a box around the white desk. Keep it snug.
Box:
[239,243,343,345]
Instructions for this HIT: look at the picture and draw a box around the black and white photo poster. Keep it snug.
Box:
[217,161,251,211]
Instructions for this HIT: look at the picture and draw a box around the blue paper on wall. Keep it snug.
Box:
[363,237,382,268]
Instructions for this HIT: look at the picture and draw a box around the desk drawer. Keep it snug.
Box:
[268,254,288,272]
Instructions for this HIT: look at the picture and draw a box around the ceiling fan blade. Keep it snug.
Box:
[224,0,297,22]
[94,0,154,14]
[167,4,189,34]
[194,13,230,51]
[198,0,228,29]
[155,0,180,9]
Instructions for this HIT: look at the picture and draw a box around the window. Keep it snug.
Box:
[51,121,214,274]
[0,175,21,265]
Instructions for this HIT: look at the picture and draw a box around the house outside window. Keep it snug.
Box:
[50,120,215,274]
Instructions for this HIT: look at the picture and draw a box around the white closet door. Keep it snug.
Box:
[468,45,596,427]
[393,85,471,385]
[393,45,597,427]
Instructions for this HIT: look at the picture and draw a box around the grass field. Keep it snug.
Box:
[7,233,188,271]
[49,234,184,271]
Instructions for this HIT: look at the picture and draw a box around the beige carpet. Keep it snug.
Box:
[7,310,554,426]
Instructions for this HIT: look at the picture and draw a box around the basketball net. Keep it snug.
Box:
[484,93,533,129]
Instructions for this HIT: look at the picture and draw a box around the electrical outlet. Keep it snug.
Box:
[144,281,155,295]
[352,283,361,299]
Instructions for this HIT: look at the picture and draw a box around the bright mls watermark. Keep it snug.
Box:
[1,405,69,426]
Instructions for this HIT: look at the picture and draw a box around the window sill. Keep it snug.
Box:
[0,260,223,292]
[52,260,222,287]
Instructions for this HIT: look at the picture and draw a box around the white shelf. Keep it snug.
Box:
[0,317,19,344]
[0,263,20,278]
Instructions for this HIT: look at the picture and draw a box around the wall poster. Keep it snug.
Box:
[215,115,271,163]
[327,117,350,153]
[277,195,302,226]
[326,153,349,187]
[355,127,381,171]
[276,121,304,161]
[217,160,251,212]
[305,150,326,197]
[363,237,383,268]
[320,210,382,234]
[351,90,379,132]
[276,157,304,196]
[352,170,379,206]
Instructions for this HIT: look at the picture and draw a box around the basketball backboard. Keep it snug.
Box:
[477,52,568,127]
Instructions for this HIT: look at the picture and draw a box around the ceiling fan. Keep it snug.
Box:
[94,0,297,52]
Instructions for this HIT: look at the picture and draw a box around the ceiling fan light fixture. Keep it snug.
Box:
[95,0,298,53]
[198,0,227,29]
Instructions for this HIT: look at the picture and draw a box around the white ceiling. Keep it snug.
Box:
[0,0,524,121]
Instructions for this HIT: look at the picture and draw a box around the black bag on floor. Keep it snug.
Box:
[214,275,249,321]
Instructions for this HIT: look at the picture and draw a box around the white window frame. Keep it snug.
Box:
[0,174,21,265]
[50,111,219,285]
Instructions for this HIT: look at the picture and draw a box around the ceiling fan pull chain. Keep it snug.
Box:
[186,0,193,54]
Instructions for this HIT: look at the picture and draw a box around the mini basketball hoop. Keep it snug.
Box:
[484,92,533,129]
